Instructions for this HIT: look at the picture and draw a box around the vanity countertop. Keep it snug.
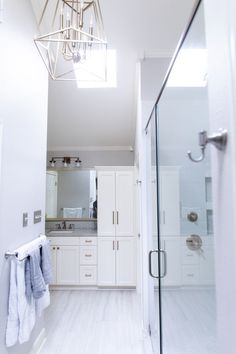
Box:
[46,229,97,237]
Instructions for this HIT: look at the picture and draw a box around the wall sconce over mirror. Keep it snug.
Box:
[49,156,82,168]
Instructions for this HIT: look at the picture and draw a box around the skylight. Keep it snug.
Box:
[167,49,208,87]
[75,49,117,88]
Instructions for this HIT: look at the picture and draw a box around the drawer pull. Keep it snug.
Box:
[85,274,92,277]
[85,254,92,257]
[187,273,194,277]
[85,240,92,243]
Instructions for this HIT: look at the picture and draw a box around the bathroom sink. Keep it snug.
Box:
[49,230,73,234]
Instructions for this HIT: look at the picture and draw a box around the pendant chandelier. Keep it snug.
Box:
[34,0,107,81]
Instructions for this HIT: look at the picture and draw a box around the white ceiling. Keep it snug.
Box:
[31,0,196,151]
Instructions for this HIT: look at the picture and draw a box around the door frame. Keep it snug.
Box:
[204,1,236,353]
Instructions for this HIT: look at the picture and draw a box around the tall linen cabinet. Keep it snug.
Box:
[97,169,136,287]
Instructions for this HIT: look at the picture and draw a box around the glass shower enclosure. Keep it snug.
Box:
[146,1,216,353]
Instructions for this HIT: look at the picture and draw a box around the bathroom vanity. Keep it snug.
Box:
[47,231,98,286]
[46,167,136,289]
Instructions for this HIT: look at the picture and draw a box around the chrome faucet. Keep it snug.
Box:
[62,220,67,230]
[55,223,61,230]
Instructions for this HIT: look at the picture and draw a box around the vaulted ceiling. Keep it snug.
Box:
[31,0,196,151]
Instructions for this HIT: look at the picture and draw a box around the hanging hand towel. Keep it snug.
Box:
[41,240,53,285]
[29,249,46,299]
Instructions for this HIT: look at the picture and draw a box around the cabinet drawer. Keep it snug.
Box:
[48,237,79,246]
[182,248,199,265]
[79,237,97,246]
[182,265,199,285]
[80,246,97,265]
[80,266,97,284]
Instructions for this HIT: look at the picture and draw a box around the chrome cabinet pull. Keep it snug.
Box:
[113,240,115,250]
[85,254,92,257]
[149,249,167,279]
[85,274,92,277]
[163,211,166,224]
[112,211,115,224]
[117,241,119,250]
[85,240,92,243]
[117,211,119,224]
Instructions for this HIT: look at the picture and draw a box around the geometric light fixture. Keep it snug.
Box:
[49,156,82,168]
[34,0,107,81]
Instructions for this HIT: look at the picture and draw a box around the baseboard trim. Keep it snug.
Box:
[50,285,136,291]
[30,328,46,354]
[142,329,153,354]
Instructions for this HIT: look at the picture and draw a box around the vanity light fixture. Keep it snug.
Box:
[49,156,82,168]
[34,0,107,82]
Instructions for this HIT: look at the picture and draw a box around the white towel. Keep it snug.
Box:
[6,259,19,347]
[6,258,36,347]
[63,207,82,218]
[36,285,50,317]
[17,260,36,344]
[6,235,51,347]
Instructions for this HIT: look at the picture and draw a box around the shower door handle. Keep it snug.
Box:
[149,249,167,279]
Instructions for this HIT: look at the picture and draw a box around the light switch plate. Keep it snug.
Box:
[23,213,28,227]
[34,210,42,224]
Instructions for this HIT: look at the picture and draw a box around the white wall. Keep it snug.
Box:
[158,88,210,236]
[204,1,236,353]
[0,0,48,352]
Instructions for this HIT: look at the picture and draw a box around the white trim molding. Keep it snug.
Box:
[0,0,4,23]
[30,328,46,354]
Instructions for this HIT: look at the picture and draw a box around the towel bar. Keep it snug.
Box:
[5,234,45,260]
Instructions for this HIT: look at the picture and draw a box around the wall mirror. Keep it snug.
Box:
[46,169,97,220]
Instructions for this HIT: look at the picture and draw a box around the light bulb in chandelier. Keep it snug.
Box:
[35,0,107,81]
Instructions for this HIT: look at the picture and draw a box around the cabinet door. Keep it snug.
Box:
[163,237,181,286]
[115,171,134,237]
[50,246,57,285]
[56,246,79,285]
[97,237,116,286]
[116,238,136,286]
[98,171,116,236]
[160,169,180,236]
[199,246,215,285]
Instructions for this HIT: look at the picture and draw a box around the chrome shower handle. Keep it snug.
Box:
[187,129,227,163]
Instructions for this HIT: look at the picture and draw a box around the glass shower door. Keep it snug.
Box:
[156,2,216,354]
[147,107,162,354]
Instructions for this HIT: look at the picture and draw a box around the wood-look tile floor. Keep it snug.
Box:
[40,290,147,354]
[161,288,217,354]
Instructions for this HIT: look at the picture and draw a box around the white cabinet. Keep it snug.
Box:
[57,246,79,285]
[163,237,181,286]
[50,245,79,285]
[98,170,134,237]
[181,237,215,286]
[49,236,97,286]
[159,167,180,236]
[116,237,136,286]
[97,237,116,286]
[97,172,116,236]
[98,237,136,287]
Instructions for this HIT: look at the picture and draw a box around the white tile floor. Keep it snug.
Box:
[160,288,216,354]
[40,290,149,354]
[40,288,216,354]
